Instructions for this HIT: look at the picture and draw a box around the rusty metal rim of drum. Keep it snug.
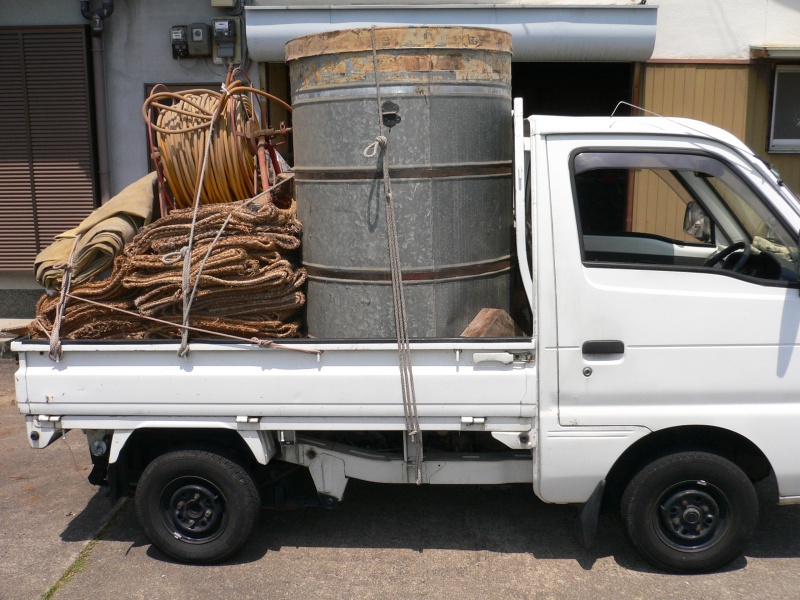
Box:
[285,26,513,62]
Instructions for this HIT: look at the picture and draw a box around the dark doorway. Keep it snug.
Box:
[511,62,633,117]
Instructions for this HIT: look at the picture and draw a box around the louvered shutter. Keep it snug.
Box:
[0,26,97,271]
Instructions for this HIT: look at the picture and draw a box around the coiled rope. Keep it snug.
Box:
[25,181,312,353]
[143,78,293,210]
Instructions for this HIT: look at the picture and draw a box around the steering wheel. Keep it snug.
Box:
[703,241,751,272]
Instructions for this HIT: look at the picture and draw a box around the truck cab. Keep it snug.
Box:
[530,111,800,571]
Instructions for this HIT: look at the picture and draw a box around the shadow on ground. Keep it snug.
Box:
[60,475,800,573]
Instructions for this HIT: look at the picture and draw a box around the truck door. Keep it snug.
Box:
[546,137,800,447]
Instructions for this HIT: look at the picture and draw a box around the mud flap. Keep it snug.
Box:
[574,479,605,549]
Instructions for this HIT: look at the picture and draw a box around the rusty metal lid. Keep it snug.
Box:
[285,26,512,61]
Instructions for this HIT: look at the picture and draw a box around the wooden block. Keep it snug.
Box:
[460,308,518,338]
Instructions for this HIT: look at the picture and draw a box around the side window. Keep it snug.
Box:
[575,167,708,243]
[572,152,799,284]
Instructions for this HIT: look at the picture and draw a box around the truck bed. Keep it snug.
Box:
[13,338,536,432]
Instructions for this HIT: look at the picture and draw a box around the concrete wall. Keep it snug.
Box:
[102,1,260,194]
[647,0,800,60]
[1,0,84,26]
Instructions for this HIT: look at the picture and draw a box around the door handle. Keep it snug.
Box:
[582,340,624,355]
[473,352,514,365]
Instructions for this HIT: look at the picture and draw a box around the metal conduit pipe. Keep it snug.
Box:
[80,1,114,204]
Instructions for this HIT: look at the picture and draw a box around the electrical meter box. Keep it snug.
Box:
[212,16,241,65]
[188,23,211,57]
[170,25,188,59]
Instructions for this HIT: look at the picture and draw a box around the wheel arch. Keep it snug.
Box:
[107,426,276,500]
[602,425,774,512]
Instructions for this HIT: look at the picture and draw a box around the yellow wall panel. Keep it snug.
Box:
[645,63,800,192]
[631,170,695,243]
[638,63,800,235]
[644,64,750,135]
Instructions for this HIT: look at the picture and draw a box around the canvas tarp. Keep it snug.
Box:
[34,172,156,290]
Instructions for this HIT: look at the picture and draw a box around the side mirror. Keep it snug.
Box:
[683,201,712,242]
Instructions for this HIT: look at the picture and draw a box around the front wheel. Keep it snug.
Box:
[621,451,758,573]
[135,448,260,563]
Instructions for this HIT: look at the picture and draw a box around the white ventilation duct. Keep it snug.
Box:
[245,4,657,63]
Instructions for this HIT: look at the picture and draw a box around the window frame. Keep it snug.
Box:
[769,65,800,153]
[568,147,800,288]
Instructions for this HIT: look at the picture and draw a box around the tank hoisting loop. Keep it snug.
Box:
[363,135,387,159]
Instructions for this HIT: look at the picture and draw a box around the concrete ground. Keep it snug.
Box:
[3,354,800,599]
[0,356,120,600]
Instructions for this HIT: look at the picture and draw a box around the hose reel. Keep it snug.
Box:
[142,72,293,214]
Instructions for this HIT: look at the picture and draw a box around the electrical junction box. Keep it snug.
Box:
[188,23,212,57]
[170,25,188,59]
[212,16,242,65]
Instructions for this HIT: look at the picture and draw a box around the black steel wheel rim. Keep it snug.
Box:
[159,477,228,544]
[654,480,730,552]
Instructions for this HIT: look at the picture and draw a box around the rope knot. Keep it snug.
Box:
[162,246,188,265]
[48,234,82,363]
[252,337,274,348]
[362,135,388,158]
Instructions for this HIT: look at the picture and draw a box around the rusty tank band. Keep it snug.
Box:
[304,256,512,284]
[291,84,512,104]
[294,161,512,181]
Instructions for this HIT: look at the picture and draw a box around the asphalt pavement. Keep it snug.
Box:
[0,356,120,600]
[3,354,800,599]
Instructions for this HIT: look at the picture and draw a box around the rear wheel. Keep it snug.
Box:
[621,451,758,573]
[135,448,260,563]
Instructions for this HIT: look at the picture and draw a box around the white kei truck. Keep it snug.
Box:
[12,100,800,573]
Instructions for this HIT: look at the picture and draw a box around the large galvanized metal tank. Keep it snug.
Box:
[286,27,513,338]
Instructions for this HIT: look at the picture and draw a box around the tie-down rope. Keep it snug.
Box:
[363,26,422,484]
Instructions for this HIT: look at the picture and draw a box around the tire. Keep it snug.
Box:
[135,448,260,563]
[621,451,758,573]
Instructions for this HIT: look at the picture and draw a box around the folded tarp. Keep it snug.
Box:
[35,172,156,290]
